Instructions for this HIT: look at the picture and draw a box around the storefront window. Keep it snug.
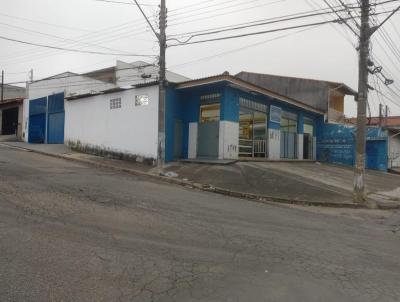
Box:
[304,117,314,135]
[281,111,298,133]
[200,104,220,123]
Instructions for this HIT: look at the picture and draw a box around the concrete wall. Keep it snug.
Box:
[0,85,26,100]
[236,72,330,112]
[22,99,29,142]
[65,86,159,161]
[317,122,389,171]
[188,123,197,159]
[219,121,239,159]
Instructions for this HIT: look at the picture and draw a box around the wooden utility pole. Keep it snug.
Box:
[353,0,370,203]
[157,0,167,169]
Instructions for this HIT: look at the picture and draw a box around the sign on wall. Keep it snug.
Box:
[270,106,282,123]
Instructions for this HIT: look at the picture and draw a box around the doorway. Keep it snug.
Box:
[280,111,298,159]
[1,107,19,135]
[303,118,314,160]
[197,102,220,158]
[239,108,267,158]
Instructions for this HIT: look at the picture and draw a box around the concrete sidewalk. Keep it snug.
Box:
[2,141,399,209]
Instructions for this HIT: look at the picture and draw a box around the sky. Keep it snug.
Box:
[0,0,400,117]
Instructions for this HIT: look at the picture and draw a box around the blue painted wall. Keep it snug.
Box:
[166,82,322,162]
[47,93,65,144]
[28,93,65,144]
[316,122,388,171]
[28,97,47,144]
[165,86,183,163]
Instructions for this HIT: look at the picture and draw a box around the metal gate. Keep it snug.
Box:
[47,93,65,144]
[280,132,297,159]
[28,97,47,143]
[197,121,219,158]
[366,140,387,171]
[173,119,183,159]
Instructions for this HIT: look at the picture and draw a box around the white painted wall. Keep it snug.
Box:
[65,85,159,159]
[22,99,30,142]
[297,134,304,160]
[313,137,317,161]
[218,121,239,160]
[268,128,281,160]
[188,122,198,159]
[28,72,116,100]
[389,133,400,168]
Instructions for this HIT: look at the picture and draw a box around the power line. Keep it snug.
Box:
[169,26,319,69]
[5,64,156,85]
[0,34,156,57]
[169,12,395,47]
[93,0,157,6]
[168,5,359,43]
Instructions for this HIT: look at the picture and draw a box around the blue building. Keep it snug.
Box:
[52,69,388,172]
[164,73,324,163]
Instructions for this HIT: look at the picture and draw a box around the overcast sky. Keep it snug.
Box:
[1,0,399,117]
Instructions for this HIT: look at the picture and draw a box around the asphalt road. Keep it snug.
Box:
[0,144,399,302]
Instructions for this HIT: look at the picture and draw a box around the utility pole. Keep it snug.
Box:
[353,0,370,203]
[133,0,167,170]
[157,0,167,170]
[379,103,383,127]
[1,70,4,102]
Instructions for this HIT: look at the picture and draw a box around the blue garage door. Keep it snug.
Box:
[28,97,47,143]
[47,93,65,144]
[366,140,388,171]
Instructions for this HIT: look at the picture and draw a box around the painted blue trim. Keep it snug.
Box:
[221,86,239,122]
[298,113,304,134]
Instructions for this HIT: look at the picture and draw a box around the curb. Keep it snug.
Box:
[3,143,398,210]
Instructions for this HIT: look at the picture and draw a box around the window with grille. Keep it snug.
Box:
[135,95,149,106]
[110,97,122,110]
[200,93,221,104]
[239,97,267,113]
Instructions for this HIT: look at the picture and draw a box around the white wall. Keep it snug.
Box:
[22,99,30,142]
[268,128,281,160]
[219,121,239,160]
[389,133,400,168]
[188,122,198,159]
[65,86,159,159]
[313,137,317,161]
[297,134,304,160]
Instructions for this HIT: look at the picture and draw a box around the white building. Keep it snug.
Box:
[23,60,188,144]
[65,85,159,164]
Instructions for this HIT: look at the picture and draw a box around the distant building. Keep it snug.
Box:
[236,71,356,124]
[0,84,26,139]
